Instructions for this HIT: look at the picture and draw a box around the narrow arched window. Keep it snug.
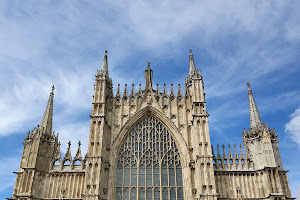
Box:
[116,115,184,200]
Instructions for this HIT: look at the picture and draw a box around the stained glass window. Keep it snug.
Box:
[116,116,183,199]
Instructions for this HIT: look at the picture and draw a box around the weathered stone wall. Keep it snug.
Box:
[215,169,291,199]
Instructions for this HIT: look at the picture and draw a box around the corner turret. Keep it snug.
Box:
[243,82,283,170]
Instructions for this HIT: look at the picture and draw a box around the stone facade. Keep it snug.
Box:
[9,50,293,200]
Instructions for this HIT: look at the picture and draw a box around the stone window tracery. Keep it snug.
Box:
[116,115,183,200]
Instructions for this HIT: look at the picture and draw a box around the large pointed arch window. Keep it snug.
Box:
[116,116,184,200]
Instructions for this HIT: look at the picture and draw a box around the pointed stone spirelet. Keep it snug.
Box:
[247,82,263,129]
[228,144,233,159]
[101,50,109,77]
[234,144,239,159]
[138,84,143,98]
[156,84,160,96]
[222,144,227,159]
[123,84,128,98]
[116,84,121,97]
[40,85,55,135]
[217,144,221,159]
[170,84,175,97]
[163,84,167,96]
[189,49,196,76]
[130,84,135,97]
[178,84,182,96]
[64,141,72,161]
[74,141,82,161]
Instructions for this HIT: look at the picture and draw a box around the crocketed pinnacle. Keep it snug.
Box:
[74,141,82,161]
[228,144,233,159]
[189,49,196,76]
[145,60,153,90]
[222,144,227,159]
[101,50,109,77]
[170,84,175,97]
[247,82,263,129]
[217,144,221,159]
[41,85,55,135]
[116,84,121,97]
[64,141,72,161]
[234,144,239,159]
[178,84,182,96]
[130,84,135,97]
[123,84,128,98]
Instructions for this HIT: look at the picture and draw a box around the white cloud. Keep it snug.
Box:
[56,121,90,157]
[285,107,300,146]
[0,156,19,193]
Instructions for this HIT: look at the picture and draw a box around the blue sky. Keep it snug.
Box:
[1,0,300,198]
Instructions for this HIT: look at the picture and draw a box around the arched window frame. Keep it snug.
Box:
[116,115,184,200]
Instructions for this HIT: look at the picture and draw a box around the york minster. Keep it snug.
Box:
[9,51,293,200]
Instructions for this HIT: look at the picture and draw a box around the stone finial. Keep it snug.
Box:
[247,82,263,129]
[40,85,55,136]
[101,50,109,77]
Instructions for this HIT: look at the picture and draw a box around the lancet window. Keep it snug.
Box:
[116,115,183,200]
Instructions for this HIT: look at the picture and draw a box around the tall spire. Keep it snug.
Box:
[247,82,263,129]
[41,85,54,135]
[145,60,153,90]
[189,49,196,75]
[101,50,109,77]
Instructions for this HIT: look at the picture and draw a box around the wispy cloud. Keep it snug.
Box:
[0,156,19,193]
[285,107,300,146]
[1,1,300,197]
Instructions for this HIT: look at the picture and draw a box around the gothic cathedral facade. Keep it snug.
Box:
[9,51,293,200]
